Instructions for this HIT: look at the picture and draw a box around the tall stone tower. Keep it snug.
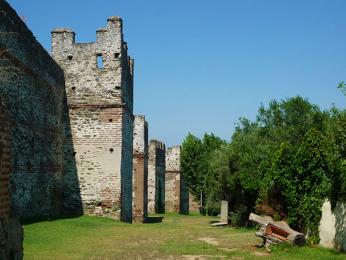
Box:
[51,17,134,222]
[148,140,166,213]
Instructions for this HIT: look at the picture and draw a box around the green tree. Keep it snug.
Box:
[338,81,346,96]
[328,109,346,206]
[181,133,225,212]
[181,133,204,199]
[261,128,339,241]
[182,94,346,243]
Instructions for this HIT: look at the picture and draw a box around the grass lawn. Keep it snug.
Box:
[24,213,345,259]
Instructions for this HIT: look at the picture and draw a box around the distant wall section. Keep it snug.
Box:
[132,116,148,222]
[165,146,189,214]
[148,140,165,214]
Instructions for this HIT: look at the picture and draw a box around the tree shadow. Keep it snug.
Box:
[334,202,346,252]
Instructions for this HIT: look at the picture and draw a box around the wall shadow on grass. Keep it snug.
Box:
[145,216,164,224]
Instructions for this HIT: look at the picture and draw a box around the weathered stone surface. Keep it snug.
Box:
[0,102,23,259]
[165,146,189,214]
[148,140,165,213]
[220,200,229,223]
[0,217,23,260]
[319,200,346,251]
[52,17,134,222]
[0,0,77,220]
[132,115,148,223]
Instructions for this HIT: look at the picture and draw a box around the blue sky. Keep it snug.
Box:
[8,0,346,146]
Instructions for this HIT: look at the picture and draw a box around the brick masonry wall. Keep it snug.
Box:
[52,17,134,221]
[0,102,23,259]
[132,116,148,223]
[148,140,165,214]
[67,107,123,218]
[165,146,189,214]
[0,0,71,220]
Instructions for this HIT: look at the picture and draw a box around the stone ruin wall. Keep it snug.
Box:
[165,146,181,212]
[52,17,134,222]
[132,116,148,222]
[1,0,196,230]
[0,0,70,220]
[0,102,23,259]
[165,146,189,214]
[319,200,346,252]
[148,140,165,213]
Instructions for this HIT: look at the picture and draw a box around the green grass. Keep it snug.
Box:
[24,213,346,259]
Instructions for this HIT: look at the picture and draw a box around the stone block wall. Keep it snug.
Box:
[0,0,76,220]
[165,146,189,214]
[132,116,148,223]
[52,17,134,222]
[0,102,23,259]
[148,140,165,214]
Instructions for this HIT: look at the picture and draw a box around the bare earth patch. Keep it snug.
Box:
[252,251,270,257]
[182,255,226,260]
[198,237,220,246]
[220,247,239,252]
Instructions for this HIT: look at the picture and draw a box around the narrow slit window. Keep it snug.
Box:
[97,54,104,69]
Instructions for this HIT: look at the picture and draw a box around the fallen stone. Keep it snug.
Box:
[249,213,305,249]
[211,222,228,227]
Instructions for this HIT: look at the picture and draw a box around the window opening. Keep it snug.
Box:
[97,54,104,69]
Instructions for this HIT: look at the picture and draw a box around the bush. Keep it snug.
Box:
[230,205,248,226]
